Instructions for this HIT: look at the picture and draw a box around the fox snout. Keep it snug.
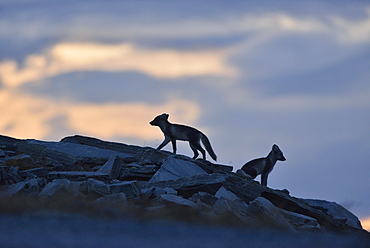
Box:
[278,154,286,161]
[149,120,157,126]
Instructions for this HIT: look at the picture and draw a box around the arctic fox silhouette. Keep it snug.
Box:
[238,144,286,186]
[150,113,217,161]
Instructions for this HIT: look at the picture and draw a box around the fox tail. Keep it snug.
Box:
[200,134,217,161]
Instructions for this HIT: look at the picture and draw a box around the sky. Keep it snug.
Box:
[0,0,369,228]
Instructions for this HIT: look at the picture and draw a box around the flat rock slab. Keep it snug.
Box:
[146,173,228,198]
[301,199,362,230]
[18,140,135,166]
[48,171,109,181]
[159,194,197,208]
[61,135,169,165]
[149,156,207,183]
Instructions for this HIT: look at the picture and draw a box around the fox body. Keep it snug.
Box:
[150,113,217,161]
[240,144,286,186]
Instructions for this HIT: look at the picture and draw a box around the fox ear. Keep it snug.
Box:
[272,144,278,149]
[165,113,169,118]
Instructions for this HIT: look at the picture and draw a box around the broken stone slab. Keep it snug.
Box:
[212,197,250,224]
[109,180,141,199]
[149,156,207,183]
[215,186,240,201]
[261,190,359,233]
[17,139,135,169]
[5,166,24,184]
[19,167,49,178]
[159,194,198,208]
[48,171,109,181]
[47,155,123,181]
[280,209,321,232]
[0,134,21,146]
[39,179,87,197]
[301,199,362,230]
[96,156,122,179]
[189,192,218,207]
[0,182,28,197]
[141,187,177,201]
[152,187,177,197]
[0,149,6,158]
[223,174,358,233]
[93,192,127,205]
[87,178,110,196]
[0,178,46,197]
[61,135,168,165]
[145,173,228,199]
[119,164,158,181]
[247,197,295,231]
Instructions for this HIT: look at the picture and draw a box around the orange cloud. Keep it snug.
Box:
[66,100,200,140]
[361,216,370,232]
[0,42,237,87]
[0,89,200,141]
[0,90,57,139]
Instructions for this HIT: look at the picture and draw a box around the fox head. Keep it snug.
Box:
[150,113,169,126]
[272,144,286,161]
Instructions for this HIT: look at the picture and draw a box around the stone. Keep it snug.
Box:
[119,164,158,181]
[48,171,109,181]
[0,182,28,197]
[17,139,134,169]
[87,179,110,196]
[189,192,218,207]
[149,156,207,183]
[146,173,227,199]
[96,156,122,179]
[19,167,49,178]
[247,197,295,231]
[61,135,167,165]
[212,197,250,224]
[301,199,362,230]
[261,191,356,232]
[159,194,197,208]
[109,180,141,199]
[152,187,177,197]
[0,149,6,158]
[94,193,127,205]
[39,179,86,197]
[280,209,321,232]
[215,186,240,201]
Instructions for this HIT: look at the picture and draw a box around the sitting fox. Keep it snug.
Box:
[150,113,217,161]
[237,144,286,186]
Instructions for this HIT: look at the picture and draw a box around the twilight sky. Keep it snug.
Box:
[0,0,369,227]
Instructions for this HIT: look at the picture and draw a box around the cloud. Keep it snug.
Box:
[67,100,200,140]
[0,90,57,139]
[361,216,370,231]
[329,7,370,43]
[0,42,237,87]
[0,89,201,141]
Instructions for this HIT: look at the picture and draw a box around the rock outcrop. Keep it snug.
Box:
[0,134,369,240]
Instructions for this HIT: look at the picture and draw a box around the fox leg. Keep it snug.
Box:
[189,143,199,159]
[157,137,170,150]
[261,173,268,186]
[190,139,206,160]
[171,138,177,154]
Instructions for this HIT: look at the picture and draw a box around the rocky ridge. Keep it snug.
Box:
[0,134,369,240]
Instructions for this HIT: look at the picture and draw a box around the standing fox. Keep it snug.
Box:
[149,113,217,161]
[237,144,286,186]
